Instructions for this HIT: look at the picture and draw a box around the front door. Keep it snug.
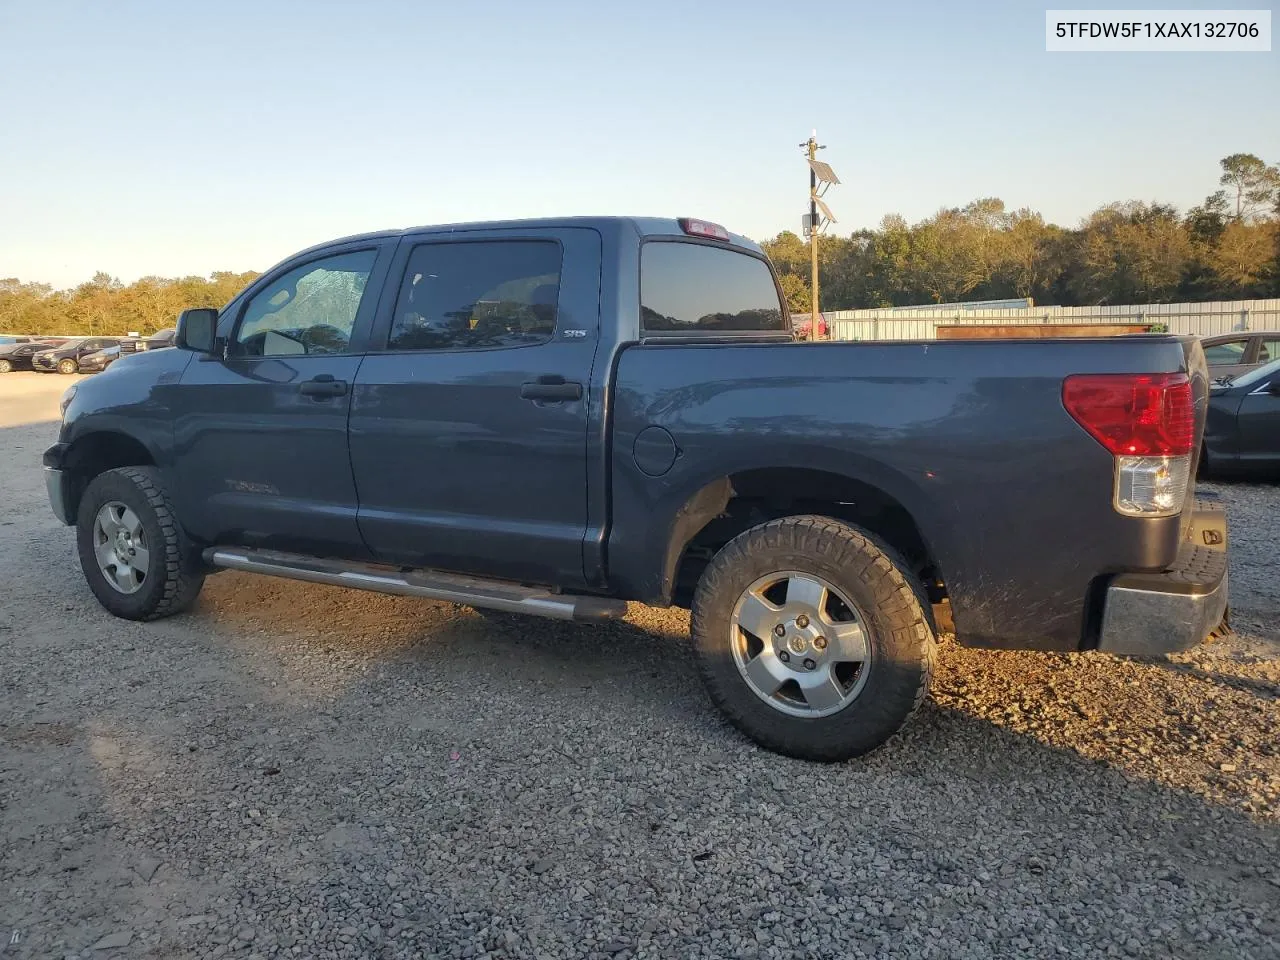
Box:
[349,228,602,587]
[173,243,390,558]
[1237,377,1280,468]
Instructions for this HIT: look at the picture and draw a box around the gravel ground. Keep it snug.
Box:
[1,373,1278,960]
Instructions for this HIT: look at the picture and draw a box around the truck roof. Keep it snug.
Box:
[288,217,764,261]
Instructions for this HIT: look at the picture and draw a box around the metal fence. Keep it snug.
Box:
[825,299,1280,342]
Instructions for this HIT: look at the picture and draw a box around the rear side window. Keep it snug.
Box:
[388,241,561,351]
[1203,339,1249,364]
[1257,339,1280,363]
[641,242,786,336]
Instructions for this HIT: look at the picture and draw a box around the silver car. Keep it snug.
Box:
[1201,331,1280,380]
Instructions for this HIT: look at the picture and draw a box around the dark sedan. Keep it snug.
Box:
[77,345,122,373]
[1203,357,1280,476]
[32,337,120,374]
[0,338,68,373]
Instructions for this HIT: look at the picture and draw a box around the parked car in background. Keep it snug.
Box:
[0,338,67,372]
[146,327,176,350]
[120,327,177,357]
[792,314,828,339]
[1201,331,1280,380]
[32,338,118,374]
[78,345,122,374]
[1203,357,1280,476]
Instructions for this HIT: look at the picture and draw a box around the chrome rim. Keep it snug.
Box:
[729,571,872,718]
[92,501,149,594]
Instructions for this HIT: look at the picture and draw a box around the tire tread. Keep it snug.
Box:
[690,515,935,761]
[78,466,203,621]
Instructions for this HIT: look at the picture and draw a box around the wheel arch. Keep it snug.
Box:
[56,430,159,523]
[655,464,948,610]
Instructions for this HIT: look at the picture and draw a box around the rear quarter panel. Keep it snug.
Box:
[610,336,1202,651]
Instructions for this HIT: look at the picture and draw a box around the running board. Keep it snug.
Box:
[202,548,627,622]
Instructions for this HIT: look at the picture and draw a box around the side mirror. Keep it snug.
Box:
[175,308,218,354]
[1268,381,1280,397]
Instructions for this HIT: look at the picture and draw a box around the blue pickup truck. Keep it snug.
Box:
[44,217,1229,760]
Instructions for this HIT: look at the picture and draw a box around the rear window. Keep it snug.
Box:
[641,241,786,336]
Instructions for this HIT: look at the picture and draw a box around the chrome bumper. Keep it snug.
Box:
[1097,500,1229,656]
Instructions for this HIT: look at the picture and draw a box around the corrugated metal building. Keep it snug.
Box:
[824,298,1280,342]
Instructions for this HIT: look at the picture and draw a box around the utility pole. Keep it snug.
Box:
[799,131,839,342]
[807,134,820,341]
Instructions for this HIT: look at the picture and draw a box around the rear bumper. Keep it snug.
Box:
[1097,500,1229,656]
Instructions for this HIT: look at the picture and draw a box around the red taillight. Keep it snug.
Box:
[678,218,731,241]
[1062,373,1194,456]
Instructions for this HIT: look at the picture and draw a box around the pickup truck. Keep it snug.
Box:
[45,216,1229,761]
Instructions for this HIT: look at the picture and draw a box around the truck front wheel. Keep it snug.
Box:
[76,466,205,621]
[690,516,935,761]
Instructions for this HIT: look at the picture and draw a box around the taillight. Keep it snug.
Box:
[678,218,731,241]
[1062,373,1195,518]
[1062,374,1193,456]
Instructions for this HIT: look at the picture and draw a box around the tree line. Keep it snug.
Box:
[0,271,260,337]
[763,152,1280,312]
[2,153,1277,336]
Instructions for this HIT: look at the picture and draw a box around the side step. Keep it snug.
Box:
[202,548,628,623]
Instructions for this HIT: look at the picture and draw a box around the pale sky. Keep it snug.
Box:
[1,0,1276,289]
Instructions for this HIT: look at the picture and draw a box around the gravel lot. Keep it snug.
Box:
[1,372,1278,960]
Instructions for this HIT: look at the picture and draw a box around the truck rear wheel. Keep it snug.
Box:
[76,466,205,621]
[690,516,934,761]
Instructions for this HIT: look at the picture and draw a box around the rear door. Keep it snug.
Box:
[350,227,602,586]
[1255,336,1280,367]
[172,241,393,557]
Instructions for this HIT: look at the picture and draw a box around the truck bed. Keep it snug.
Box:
[607,335,1207,651]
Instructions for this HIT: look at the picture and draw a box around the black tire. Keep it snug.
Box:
[0,359,11,373]
[58,358,77,374]
[76,466,205,621]
[691,515,935,762]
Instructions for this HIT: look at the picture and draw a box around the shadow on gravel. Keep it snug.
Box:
[1151,660,1280,701]
[6,577,1280,958]
[188,574,1279,816]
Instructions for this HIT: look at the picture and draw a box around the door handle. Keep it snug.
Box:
[299,374,348,398]
[520,375,583,402]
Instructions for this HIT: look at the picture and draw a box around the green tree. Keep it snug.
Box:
[1219,153,1280,221]
[1209,221,1277,294]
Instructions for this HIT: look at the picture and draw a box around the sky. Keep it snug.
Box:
[1,0,1276,289]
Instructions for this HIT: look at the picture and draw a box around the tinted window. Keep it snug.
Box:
[641,242,785,335]
[1257,339,1280,363]
[1203,339,1249,364]
[387,241,561,351]
[234,250,377,357]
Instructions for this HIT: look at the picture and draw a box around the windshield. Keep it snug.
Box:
[1215,357,1280,390]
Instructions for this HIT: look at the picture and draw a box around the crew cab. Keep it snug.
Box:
[44,217,1229,760]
